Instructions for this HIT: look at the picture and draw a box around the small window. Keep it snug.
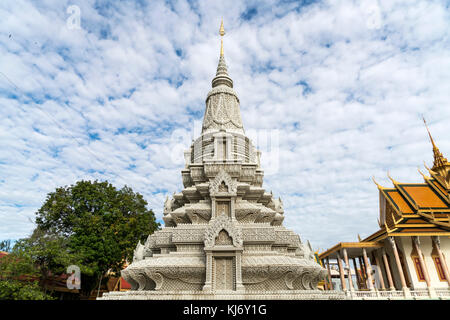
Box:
[433,257,447,281]
[412,257,425,281]
[410,239,425,282]
[431,241,447,282]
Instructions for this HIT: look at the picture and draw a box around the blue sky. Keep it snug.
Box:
[1,0,450,251]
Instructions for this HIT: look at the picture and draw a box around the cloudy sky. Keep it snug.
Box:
[1,0,449,251]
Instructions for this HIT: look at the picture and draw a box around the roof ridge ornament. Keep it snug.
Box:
[372,176,384,189]
[387,171,399,186]
[417,167,431,181]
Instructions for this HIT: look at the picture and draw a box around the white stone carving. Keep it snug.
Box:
[209,169,237,195]
[133,241,145,263]
[204,215,243,248]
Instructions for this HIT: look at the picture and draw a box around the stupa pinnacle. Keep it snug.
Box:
[100,20,329,300]
[203,21,243,135]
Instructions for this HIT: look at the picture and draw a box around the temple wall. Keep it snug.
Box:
[398,237,424,289]
[397,236,449,289]
[432,236,450,288]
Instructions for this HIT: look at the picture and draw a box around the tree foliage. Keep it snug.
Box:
[0,240,57,300]
[34,180,159,296]
[0,280,55,300]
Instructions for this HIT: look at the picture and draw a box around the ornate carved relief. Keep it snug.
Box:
[215,230,233,245]
[204,215,243,248]
[209,169,237,195]
[203,85,243,133]
[172,228,206,243]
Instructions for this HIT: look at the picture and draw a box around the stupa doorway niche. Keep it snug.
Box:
[202,218,244,293]
[213,254,235,291]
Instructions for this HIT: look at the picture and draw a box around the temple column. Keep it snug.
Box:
[373,252,386,290]
[326,257,333,290]
[203,251,213,292]
[362,248,375,291]
[211,197,216,219]
[381,248,395,290]
[358,256,367,289]
[432,236,450,287]
[230,196,237,222]
[352,258,361,290]
[336,252,347,291]
[235,251,244,292]
[342,248,354,291]
[388,236,409,295]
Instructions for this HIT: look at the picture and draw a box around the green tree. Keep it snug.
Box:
[0,280,55,300]
[13,228,81,291]
[0,241,56,300]
[34,180,159,297]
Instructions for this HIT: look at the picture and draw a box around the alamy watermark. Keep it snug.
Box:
[166,120,280,175]
[362,0,383,30]
[66,5,81,30]
[66,264,81,289]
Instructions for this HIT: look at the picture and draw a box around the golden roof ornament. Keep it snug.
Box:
[210,18,233,88]
[372,176,384,189]
[422,117,450,190]
[219,18,225,57]
[387,171,399,186]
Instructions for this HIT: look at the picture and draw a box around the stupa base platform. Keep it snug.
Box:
[98,290,347,300]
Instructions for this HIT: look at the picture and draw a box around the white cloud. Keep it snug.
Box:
[0,0,449,252]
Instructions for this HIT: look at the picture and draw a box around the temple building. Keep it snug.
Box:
[100,21,335,300]
[319,120,450,299]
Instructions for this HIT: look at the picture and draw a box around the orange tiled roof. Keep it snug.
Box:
[400,184,448,209]
[385,190,414,213]
[430,179,448,195]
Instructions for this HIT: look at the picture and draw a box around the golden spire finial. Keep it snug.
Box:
[219,18,225,57]
[423,116,437,149]
[423,116,448,169]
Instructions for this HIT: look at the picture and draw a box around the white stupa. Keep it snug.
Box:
[100,21,340,300]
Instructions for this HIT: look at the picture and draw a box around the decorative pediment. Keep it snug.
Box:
[204,215,242,248]
[209,169,237,195]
